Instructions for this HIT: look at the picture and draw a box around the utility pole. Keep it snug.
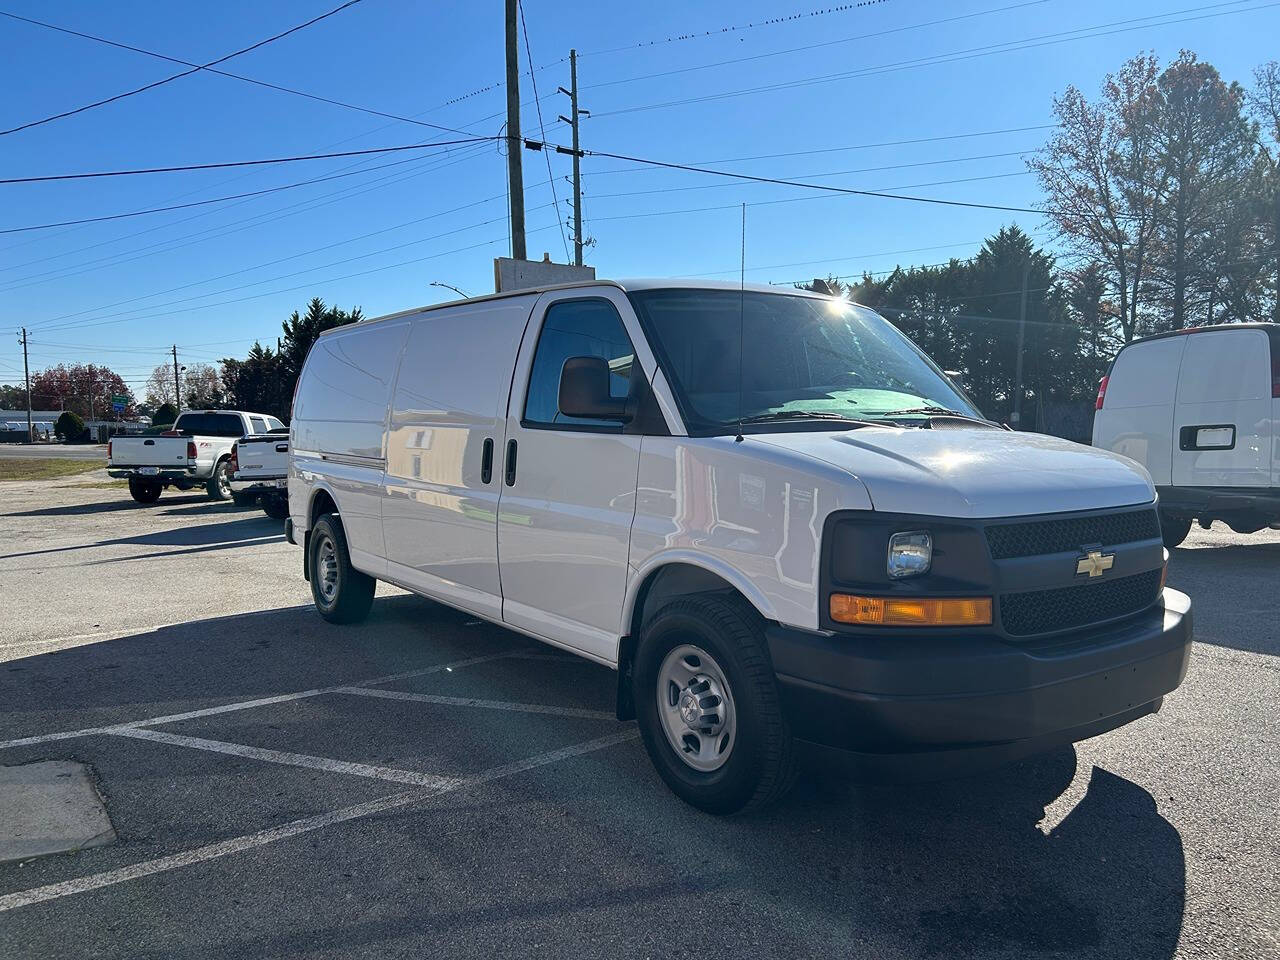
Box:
[504,0,527,261]
[18,327,32,441]
[558,50,589,267]
[1011,259,1031,429]
[172,345,181,410]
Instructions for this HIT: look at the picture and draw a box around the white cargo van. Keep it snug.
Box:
[1093,323,1280,547]
[286,280,1192,813]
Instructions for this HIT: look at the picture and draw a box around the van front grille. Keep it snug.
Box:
[986,509,1160,560]
[999,569,1163,637]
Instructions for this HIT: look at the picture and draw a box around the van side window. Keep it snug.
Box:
[524,300,636,429]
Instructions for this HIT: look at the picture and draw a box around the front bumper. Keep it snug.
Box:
[768,588,1192,762]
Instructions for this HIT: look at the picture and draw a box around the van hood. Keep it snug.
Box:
[753,426,1154,519]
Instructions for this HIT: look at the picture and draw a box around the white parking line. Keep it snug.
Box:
[108,728,460,789]
[0,729,638,913]
[335,686,616,720]
[0,652,519,751]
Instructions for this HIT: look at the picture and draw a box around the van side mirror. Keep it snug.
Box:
[558,356,631,422]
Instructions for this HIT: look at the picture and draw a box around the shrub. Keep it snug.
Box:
[54,411,84,442]
[152,402,178,427]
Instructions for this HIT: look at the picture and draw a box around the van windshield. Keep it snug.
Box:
[627,289,983,435]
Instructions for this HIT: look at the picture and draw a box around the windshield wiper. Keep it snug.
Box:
[874,406,996,426]
[738,411,878,427]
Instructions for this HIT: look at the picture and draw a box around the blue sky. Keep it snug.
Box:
[1,0,1278,394]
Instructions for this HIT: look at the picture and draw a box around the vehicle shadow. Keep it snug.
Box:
[0,599,1185,959]
[0,516,283,562]
[2,494,210,518]
[1167,542,1280,656]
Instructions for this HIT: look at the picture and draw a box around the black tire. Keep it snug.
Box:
[1160,513,1192,549]
[231,489,258,507]
[633,596,797,815]
[261,495,289,520]
[127,476,162,504]
[308,513,375,624]
[206,458,232,501]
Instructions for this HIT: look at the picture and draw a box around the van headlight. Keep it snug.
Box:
[887,531,931,578]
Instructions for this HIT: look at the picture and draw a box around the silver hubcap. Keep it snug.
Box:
[657,644,736,772]
[217,466,230,496]
[316,535,339,604]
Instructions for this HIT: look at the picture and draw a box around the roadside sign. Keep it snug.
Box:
[111,393,128,413]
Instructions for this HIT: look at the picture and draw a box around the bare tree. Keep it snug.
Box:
[145,364,177,408]
[1249,61,1280,323]
[1028,55,1164,343]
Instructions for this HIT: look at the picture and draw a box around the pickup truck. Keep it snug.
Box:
[229,431,290,519]
[108,409,285,504]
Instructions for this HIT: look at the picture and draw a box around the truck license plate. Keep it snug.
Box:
[139,467,159,476]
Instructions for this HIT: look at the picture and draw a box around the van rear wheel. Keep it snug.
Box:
[128,477,162,504]
[633,596,796,815]
[1160,513,1192,549]
[308,513,375,624]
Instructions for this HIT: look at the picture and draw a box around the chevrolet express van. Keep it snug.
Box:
[286,280,1192,813]
[1093,323,1280,547]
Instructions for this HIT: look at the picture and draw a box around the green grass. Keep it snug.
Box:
[0,458,105,481]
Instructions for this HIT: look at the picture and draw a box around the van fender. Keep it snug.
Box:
[301,480,343,582]
[622,549,779,635]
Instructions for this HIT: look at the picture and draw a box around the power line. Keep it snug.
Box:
[29,201,563,334]
[0,151,463,235]
[0,136,496,185]
[561,143,1051,216]
[586,1,1276,120]
[0,9,474,137]
[518,0,569,261]
[580,0,1050,94]
[0,0,368,137]
[585,152,1041,201]
[573,0,893,60]
[586,127,1055,176]
[0,143,497,284]
[25,224,563,336]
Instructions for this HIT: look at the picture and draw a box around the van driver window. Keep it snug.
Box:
[524,300,636,428]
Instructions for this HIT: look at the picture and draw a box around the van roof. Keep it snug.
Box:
[1127,321,1278,347]
[334,277,834,334]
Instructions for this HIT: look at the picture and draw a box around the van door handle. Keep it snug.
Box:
[504,439,518,486]
[480,438,494,484]
[143,439,154,445]
[275,443,289,452]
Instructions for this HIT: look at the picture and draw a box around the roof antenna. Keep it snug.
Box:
[735,202,746,443]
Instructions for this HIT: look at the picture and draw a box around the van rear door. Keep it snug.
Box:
[1172,328,1273,489]
[496,288,659,663]
[1093,336,1187,485]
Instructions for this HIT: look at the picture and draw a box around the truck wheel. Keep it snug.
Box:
[633,596,796,815]
[1160,514,1192,549]
[128,477,162,504]
[206,458,232,501]
[261,495,289,520]
[308,513,375,624]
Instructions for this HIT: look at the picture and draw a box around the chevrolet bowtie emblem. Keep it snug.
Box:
[1076,550,1115,578]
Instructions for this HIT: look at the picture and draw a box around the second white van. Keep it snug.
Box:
[1093,323,1280,547]
[286,279,1192,813]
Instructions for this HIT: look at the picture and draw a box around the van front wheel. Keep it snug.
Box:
[308,514,375,624]
[633,596,796,815]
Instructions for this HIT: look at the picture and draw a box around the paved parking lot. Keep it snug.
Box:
[0,473,1276,959]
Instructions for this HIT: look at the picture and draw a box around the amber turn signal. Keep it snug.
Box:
[829,594,993,627]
